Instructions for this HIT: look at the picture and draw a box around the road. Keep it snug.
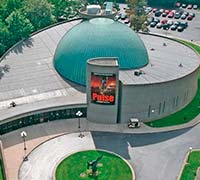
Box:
[17,122,200,180]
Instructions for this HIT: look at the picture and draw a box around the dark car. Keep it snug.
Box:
[147,17,154,24]
[155,11,162,17]
[163,23,170,30]
[177,26,184,32]
[153,18,160,24]
[150,21,157,27]
[171,25,178,30]
[180,22,188,28]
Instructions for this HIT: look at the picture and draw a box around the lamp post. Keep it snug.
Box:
[20,131,28,161]
[76,110,84,138]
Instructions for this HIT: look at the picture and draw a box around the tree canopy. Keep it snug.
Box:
[0,0,82,57]
[126,0,148,32]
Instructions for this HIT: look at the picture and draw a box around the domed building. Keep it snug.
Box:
[54,18,200,124]
[54,18,148,85]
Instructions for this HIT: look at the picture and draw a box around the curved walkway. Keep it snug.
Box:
[18,132,95,180]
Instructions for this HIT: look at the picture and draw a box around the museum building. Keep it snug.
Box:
[0,17,199,134]
[54,18,200,124]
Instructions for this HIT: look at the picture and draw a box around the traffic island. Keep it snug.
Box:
[55,150,134,180]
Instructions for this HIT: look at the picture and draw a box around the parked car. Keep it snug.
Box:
[183,11,189,16]
[167,20,174,26]
[181,14,186,19]
[175,2,181,7]
[164,10,170,14]
[124,19,130,24]
[174,21,181,26]
[114,14,121,20]
[145,7,153,14]
[168,12,174,18]
[161,19,168,24]
[121,14,127,20]
[177,26,184,32]
[162,12,167,17]
[174,12,181,19]
[147,16,154,24]
[153,18,160,24]
[189,12,195,17]
[152,8,157,13]
[163,23,170,30]
[193,4,198,9]
[180,21,188,28]
[187,4,193,9]
[171,25,178,30]
[182,4,187,8]
[156,23,163,28]
[155,10,162,17]
[150,21,157,27]
[159,9,164,13]
[187,15,193,20]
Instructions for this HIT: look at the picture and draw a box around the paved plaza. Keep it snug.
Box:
[0,116,200,180]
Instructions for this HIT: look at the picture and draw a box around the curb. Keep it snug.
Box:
[52,149,135,180]
[177,149,200,180]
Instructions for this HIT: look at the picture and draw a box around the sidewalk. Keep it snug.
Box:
[1,116,200,180]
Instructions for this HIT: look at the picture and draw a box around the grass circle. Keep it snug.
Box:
[55,150,133,180]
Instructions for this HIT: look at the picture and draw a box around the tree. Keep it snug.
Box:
[0,20,10,56]
[51,0,81,21]
[126,0,148,32]
[6,10,33,42]
[23,0,56,30]
[0,0,23,20]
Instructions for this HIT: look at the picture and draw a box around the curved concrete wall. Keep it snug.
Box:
[119,67,199,123]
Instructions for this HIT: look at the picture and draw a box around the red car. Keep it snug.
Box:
[161,19,168,24]
[187,15,193,20]
[168,12,174,18]
[164,10,170,14]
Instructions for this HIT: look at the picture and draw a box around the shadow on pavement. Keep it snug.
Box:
[91,127,191,159]
[10,38,34,55]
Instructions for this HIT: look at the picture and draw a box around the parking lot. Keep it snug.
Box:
[148,5,200,44]
[118,3,200,44]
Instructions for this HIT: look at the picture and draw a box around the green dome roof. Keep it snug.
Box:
[54,18,149,85]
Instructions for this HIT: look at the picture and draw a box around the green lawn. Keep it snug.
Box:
[180,151,200,180]
[56,150,132,180]
[145,39,200,128]
[0,160,4,180]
